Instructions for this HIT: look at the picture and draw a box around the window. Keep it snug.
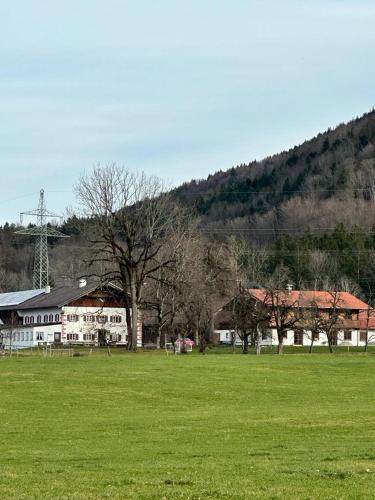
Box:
[313,332,320,341]
[83,334,95,341]
[20,332,24,341]
[55,314,60,322]
[37,315,41,323]
[36,332,44,341]
[49,314,53,322]
[30,332,33,341]
[29,316,34,324]
[110,315,122,323]
[294,331,303,345]
[83,315,94,322]
[67,314,79,322]
[97,316,108,324]
[345,310,352,319]
[283,331,288,339]
[360,331,367,343]
[344,331,352,341]
[24,316,29,324]
[44,315,48,322]
[67,333,79,341]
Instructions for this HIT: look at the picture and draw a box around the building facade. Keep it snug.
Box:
[214,289,374,348]
[0,281,139,349]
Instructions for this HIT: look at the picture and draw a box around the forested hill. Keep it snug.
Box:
[1,108,375,295]
[174,109,375,241]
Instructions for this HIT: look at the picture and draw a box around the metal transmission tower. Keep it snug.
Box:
[16,189,69,289]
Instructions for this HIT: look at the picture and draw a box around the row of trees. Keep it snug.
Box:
[1,165,374,354]
[74,165,375,354]
[230,284,372,355]
[75,165,236,352]
[175,109,375,234]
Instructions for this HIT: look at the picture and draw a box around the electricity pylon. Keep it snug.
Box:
[16,189,69,289]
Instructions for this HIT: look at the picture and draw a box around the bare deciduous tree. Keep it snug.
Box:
[301,301,328,353]
[256,268,302,354]
[316,292,344,353]
[266,288,302,354]
[231,285,270,354]
[76,164,190,351]
[179,239,233,353]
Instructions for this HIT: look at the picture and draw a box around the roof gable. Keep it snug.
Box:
[0,283,124,311]
[248,289,370,310]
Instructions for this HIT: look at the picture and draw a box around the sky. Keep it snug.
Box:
[0,0,374,223]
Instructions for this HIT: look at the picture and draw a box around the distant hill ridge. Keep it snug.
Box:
[174,109,375,240]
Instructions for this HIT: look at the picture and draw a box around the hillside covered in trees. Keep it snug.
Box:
[175,109,375,242]
[1,109,375,299]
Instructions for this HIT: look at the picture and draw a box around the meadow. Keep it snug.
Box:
[1,349,375,499]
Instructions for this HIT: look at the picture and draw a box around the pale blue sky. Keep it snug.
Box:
[0,0,374,223]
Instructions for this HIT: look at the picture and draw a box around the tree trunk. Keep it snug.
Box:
[243,334,249,354]
[123,293,132,351]
[256,340,261,355]
[309,339,314,353]
[156,325,161,349]
[156,304,163,349]
[256,326,261,355]
[195,327,199,348]
[199,331,206,353]
[277,339,284,354]
[130,277,138,352]
[232,330,236,354]
[327,337,333,354]
[250,332,255,348]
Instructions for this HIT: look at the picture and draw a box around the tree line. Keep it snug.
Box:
[1,164,375,353]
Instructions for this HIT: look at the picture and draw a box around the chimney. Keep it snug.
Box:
[45,285,51,294]
[78,278,87,288]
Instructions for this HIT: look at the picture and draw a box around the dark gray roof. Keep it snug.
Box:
[16,283,99,310]
[0,282,124,312]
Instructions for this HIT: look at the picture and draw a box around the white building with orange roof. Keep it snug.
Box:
[215,288,371,348]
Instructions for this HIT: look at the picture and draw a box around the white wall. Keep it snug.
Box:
[18,308,61,325]
[1,305,131,349]
[2,324,60,349]
[215,328,373,348]
[62,306,128,344]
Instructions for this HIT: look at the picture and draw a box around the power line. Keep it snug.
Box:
[199,228,375,234]
[0,190,72,207]
[177,187,375,196]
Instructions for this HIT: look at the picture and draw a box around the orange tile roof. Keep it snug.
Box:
[358,310,375,330]
[248,289,370,310]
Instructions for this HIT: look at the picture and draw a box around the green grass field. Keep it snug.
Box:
[1,350,375,499]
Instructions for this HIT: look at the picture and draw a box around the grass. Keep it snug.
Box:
[1,350,375,498]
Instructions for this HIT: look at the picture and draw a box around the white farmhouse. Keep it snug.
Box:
[214,289,373,348]
[0,280,139,349]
